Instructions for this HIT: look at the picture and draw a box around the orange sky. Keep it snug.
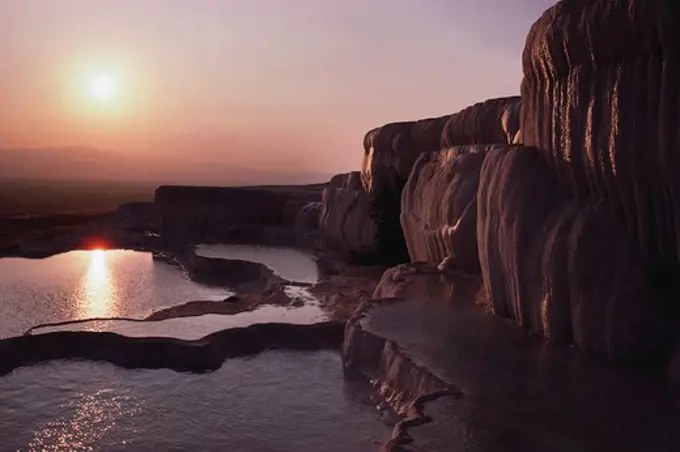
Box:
[0,0,555,180]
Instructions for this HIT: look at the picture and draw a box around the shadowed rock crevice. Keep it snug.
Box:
[369,179,410,265]
[360,118,452,265]
[0,321,345,376]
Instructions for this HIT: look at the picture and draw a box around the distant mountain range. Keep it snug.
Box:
[0,147,335,186]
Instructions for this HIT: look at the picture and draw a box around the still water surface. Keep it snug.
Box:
[1,351,392,451]
[195,244,319,283]
[0,250,231,339]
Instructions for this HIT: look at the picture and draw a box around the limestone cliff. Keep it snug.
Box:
[356,99,520,264]
[322,0,680,370]
[477,145,675,366]
[521,0,680,272]
[400,145,501,273]
[441,96,521,148]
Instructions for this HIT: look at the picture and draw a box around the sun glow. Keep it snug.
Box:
[67,61,137,119]
[80,249,115,318]
[88,73,117,101]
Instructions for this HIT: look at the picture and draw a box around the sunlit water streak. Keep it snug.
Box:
[0,250,231,339]
[80,249,115,318]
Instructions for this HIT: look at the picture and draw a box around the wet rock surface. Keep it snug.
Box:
[0,321,345,376]
[345,290,680,452]
[153,246,291,292]
[372,263,483,303]
[144,287,294,321]
[311,265,387,322]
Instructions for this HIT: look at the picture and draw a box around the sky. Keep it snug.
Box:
[0,0,556,183]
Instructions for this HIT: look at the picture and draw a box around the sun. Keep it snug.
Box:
[88,73,117,100]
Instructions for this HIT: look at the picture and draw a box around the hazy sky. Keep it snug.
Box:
[0,0,555,179]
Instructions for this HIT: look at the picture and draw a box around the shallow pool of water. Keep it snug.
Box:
[1,351,392,451]
[195,244,318,284]
[30,302,328,340]
[0,250,232,339]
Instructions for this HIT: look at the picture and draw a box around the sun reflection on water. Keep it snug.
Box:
[80,250,117,318]
[26,388,142,451]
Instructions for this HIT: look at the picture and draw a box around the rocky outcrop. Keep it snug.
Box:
[400,145,500,272]
[357,99,521,266]
[520,0,680,273]
[154,247,286,291]
[343,300,456,414]
[0,321,345,376]
[441,96,521,148]
[281,200,320,230]
[362,98,520,200]
[155,185,322,244]
[477,145,676,366]
[294,202,321,230]
[319,172,378,261]
[359,117,453,264]
[144,289,291,321]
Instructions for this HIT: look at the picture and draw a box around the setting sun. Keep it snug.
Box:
[88,73,117,101]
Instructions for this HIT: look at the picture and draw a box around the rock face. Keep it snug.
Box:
[361,117,450,198]
[154,247,286,291]
[521,0,680,273]
[360,119,451,264]
[319,172,378,261]
[357,98,521,265]
[441,96,521,148]
[477,145,676,366]
[154,185,321,244]
[400,145,500,272]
